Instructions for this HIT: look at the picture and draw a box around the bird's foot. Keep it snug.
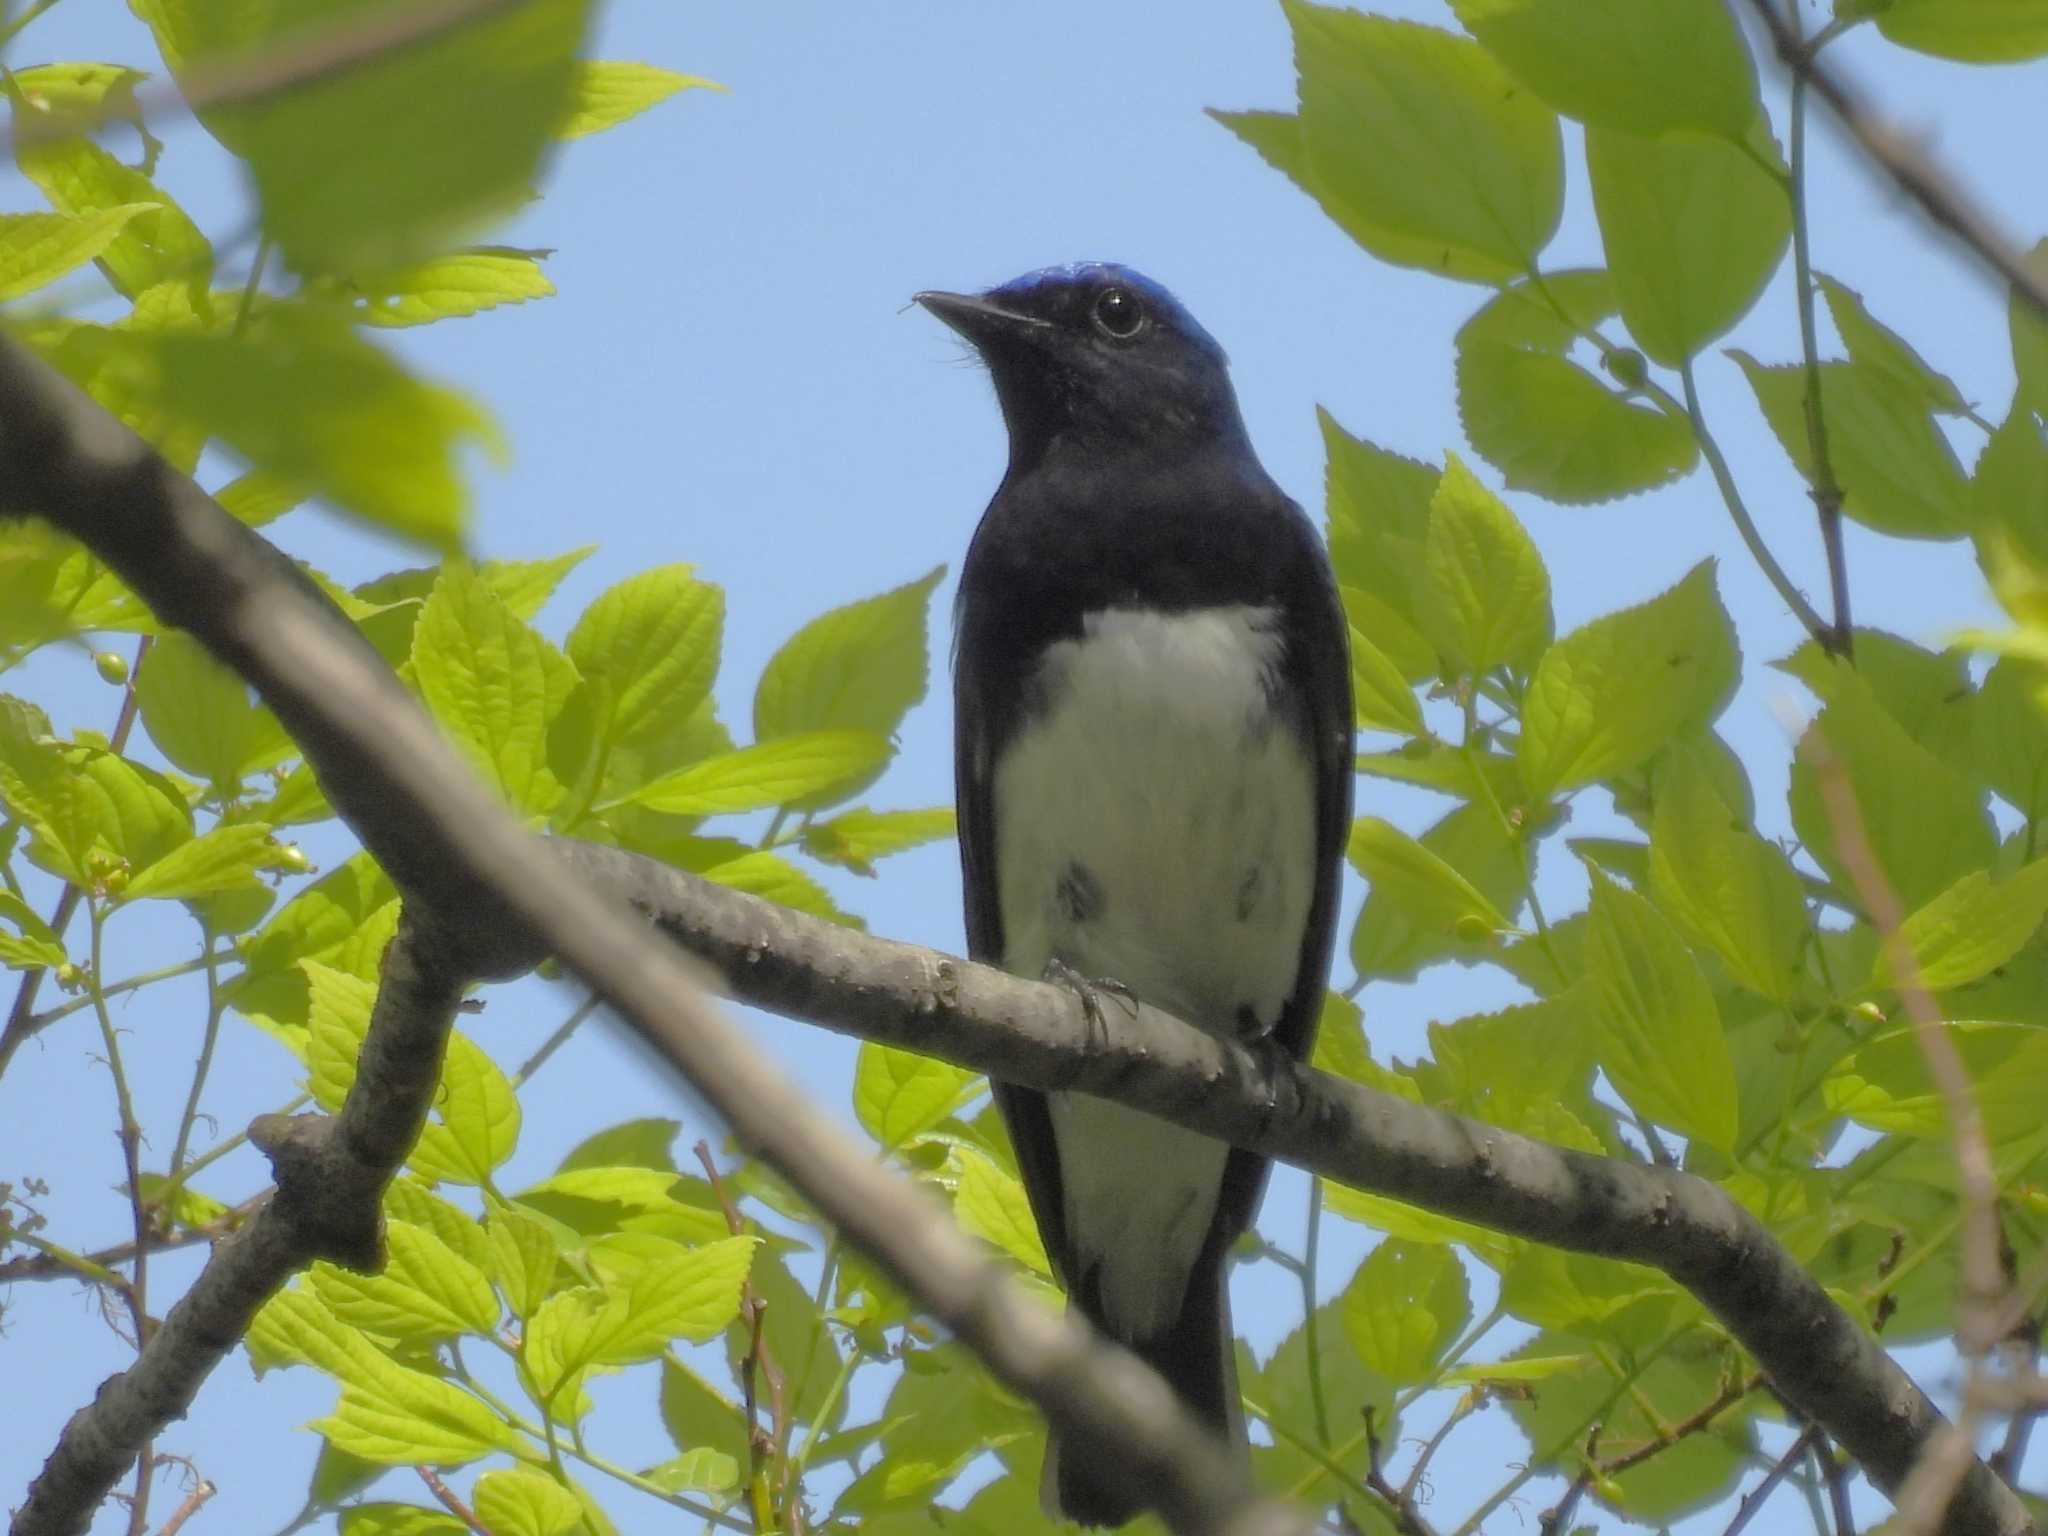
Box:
[1041,958,1138,1054]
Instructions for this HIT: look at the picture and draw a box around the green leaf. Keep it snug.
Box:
[149,307,497,548]
[753,567,943,771]
[1497,1245,1672,1331]
[1819,274,1967,415]
[1583,865,1739,1154]
[515,1165,730,1247]
[1282,1,1562,280]
[304,960,379,1109]
[413,562,579,815]
[1348,814,1512,946]
[1731,351,1968,539]
[1251,1300,1396,1500]
[473,1469,585,1536]
[660,1356,750,1470]
[136,631,294,788]
[2012,241,2048,418]
[1649,751,1811,1003]
[1876,0,2048,61]
[1975,659,2048,822]
[1586,121,1789,367]
[557,1118,679,1172]
[408,1031,522,1185]
[627,730,892,816]
[385,1181,493,1274]
[0,204,159,300]
[14,126,212,297]
[329,248,555,327]
[1319,409,1440,675]
[565,565,724,750]
[1519,561,1739,800]
[142,0,594,273]
[1776,628,1978,777]
[1211,108,1515,285]
[215,468,306,527]
[1348,626,1424,735]
[311,1219,501,1341]
[0,890,67,970]
[122,821,280,902]
[228,852,397,1027]
[485,1198,560,1320]
[1825,1020,2048,1144]
[948,1145,1051,1277]
[1350,801,1528,981]
[642,1448,739,1496]
[803,806,956,875]
[1455,273,1698,503]
[1418,450,1551,673]
[1789,663,1995,910]
[338,1506,468,1536]
[525,1235,758,1390]
[1447,0,1759,138]
[855,1042,979,1150]
[313,1368,521,1467]
[1339,1239,1470,1384]
[1878,860,2048,993]
[558,61,717,139]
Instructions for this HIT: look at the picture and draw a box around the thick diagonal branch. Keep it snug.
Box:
[0,334,1303,1536]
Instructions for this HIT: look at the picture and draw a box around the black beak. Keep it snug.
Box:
[913,290,1050,349]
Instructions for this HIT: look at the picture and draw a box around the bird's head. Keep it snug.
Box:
[916,262,1245,465]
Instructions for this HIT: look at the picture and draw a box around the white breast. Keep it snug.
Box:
[994,604,1317,1340]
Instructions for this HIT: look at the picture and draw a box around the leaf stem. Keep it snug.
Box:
[168,935,228,1176]
[1302,1176,1333,1448]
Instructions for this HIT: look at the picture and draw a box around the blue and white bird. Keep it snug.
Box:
[919,264,1353,1526]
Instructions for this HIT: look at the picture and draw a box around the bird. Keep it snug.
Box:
[918,263,1353,1526]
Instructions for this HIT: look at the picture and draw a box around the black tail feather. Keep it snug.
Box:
[1044,1256,1244,1527]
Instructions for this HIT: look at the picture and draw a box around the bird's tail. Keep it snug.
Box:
[1040,1256,1244,1528]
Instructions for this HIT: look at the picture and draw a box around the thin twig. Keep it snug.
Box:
[0,1194,263,1286]
[168,938,229,1177]
[416,1467,491,1536]
[1362,1407,1438,1536]
[151,1479,215,1536]
[1814,1434,1858,1536]
[692,1140,798,1536]
[1302,1177,1332,1448]
[1536,1428,1599,1536]
[1725,1425,1829,1536]
[1741,0,2048,320]
[511,992,600,1087]
[1598,1370,1766,1478]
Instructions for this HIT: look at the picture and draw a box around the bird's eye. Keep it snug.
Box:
[1091,286,1146,340]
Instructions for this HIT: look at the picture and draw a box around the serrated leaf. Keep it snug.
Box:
[1339,1239,1469,1384]
[1876,0,2048,61]
[148,307,497,548]
[565,564,723,751]
[515,1166,730,1246]
[121,820,279,901]
[526,1235,757,1391]
[1348,626,1424,734]
[1649,751,1810,1004]
[385,1181,493,1274]
[1350,801,1527,981]
[1455,273,1698,503]
[214,468,306,527]
[1819,274,1966,415]
[856,1042,979,1150]
[948,1144,1050,1276]
[230,851,397,1024]
[642,1448,739,1495]
[413,561,578,815]
[13,120,211,298]
[328,248,554,327]
[1824,1020,2048,1144]
[0,891,67,970]
[1583,866,1739,1154]
[753,567,943,787]
[1319,409,1441,674]
[701,849,866,928]
[1775,628,1977,777]
[1586,120,1789,367]
[1732,351,1968,539]
[472,1468,585,1536]
[558,1119,680,1173]
[659,1355,749,1470]
[1418,450,1551,673]
[1789,663,1995,910]
[304,960,379,1109]
[1975,659,2048,822]
[802,806,956,875]
[408,1031,521,1185]
[1877,860,2048,993]
[1447,0,1758,138]
[1348,814,1512,946]
[2013,241,2048,418]
[558,61,716,139]
[1519,561,1739,799]
[627,730,892,816]
[136,631,294,788]
[1282,2,1562,280]
[0,204,159,300]
[356,549,590,624]
[313,1368,521,1467]
[486,1199,560,1320]
[311,1219,502,1341]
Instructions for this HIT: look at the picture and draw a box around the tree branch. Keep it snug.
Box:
[1740,0,2048,321]
[0,331,1304,1536]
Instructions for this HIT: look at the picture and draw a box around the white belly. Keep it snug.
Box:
[995,604,1317,1339]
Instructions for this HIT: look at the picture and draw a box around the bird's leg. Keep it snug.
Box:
[1041,957,1138,1056]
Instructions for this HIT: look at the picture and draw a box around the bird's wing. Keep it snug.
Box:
[1207,498,1355,1247]
[954,610,1079,1286]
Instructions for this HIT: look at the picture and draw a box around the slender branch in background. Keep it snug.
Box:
[1400,1388,1486,1514]
[1781,2,1853,660]
[1361,1407,1438,1536]
[510,991,601,1087]
[1725,1424,1830,1536]
[1814,1434,1858,1536]
[693,1140,799,1536]
[1988,1226,2041,1487]
[1301,1176,1332,1448]
[1741,0,2048,320]
[415,1467,491,1536]
[1679,360,1835,647]
[1535,1428,1599,1536]
[168,937,230,1177]
[22,955,214,1035]
[151,1477,216,1536]
[0,1194,264,1287]
[1803,725,2009,1534]
[1598,1371,1767,1478]
[0,634,151,1079]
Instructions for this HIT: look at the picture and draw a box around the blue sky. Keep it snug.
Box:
[3,1,2044,1532]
